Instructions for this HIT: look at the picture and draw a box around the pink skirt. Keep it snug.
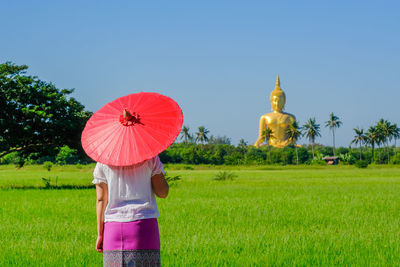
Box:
[103,218,160,266]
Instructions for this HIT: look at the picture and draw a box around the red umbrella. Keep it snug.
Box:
[81,92,183,166]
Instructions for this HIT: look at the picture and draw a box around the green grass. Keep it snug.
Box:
[0,164,96,189]
[1,165,400,266]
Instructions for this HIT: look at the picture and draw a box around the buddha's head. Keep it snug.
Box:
[270,75,286,112]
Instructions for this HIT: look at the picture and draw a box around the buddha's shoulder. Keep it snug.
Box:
[281,112,296,120]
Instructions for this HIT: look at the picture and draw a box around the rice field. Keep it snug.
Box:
[1,164,400,266]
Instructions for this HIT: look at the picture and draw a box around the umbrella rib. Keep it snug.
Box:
[109,126,127,165]
[131,126,152,162]
[85,123,122,159]
[139,127,167,150]
[130,93,146,112]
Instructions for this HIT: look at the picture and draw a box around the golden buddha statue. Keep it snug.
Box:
[254,75,296,148]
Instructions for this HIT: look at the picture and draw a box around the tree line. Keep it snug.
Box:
[0,62,92,166]
[300,115,400,164]
[159,142,399,166]
[1,61,399,166]
[166,113,400,165]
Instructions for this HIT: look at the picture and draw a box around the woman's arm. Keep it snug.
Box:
[151,173,169,198]
[95,182,108,252]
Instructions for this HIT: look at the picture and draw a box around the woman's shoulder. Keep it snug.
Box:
[132,156,160,168]
[97,156,161,172]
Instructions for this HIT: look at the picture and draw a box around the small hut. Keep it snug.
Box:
[322,156,339,165]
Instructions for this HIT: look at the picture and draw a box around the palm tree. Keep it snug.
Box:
[325,112,342,156]
[195,126,209,144]
[391,123,400,159]
[263,127,274,163]
[350,127,365,160]
[376,119,392,163]
[263,128,274,145]
[237,138,248,154]
[180,126,192,144]
[365,126,378,163]
[238,139,248,148]
[303,118,321,158]
[388,121,397,163]
[285,120,302,164]
[374,123,384,163]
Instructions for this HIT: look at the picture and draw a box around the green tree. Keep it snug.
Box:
[238,139,248,148]
[263,128,274,146]
[303,118,321,158]
[237,139,248,155]
[56,145,79,165]
[365,126,378,163]
[391,123,400,159]
[325,112,342,156]
[263,127,274,163]
[386,121,398,163]
[180,125,192,144]
[375,124,385,163]
[350,127,365,160]
[376,119,392,164]
[0,62,92,162]
[208,135,231,145]
[195,126,210,144]
[285,120,302,164]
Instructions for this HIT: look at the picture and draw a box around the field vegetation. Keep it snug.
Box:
[1,164,400,266]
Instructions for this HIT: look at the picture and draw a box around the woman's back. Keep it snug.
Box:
[92,156,165,223]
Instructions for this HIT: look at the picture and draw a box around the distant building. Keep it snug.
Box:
[323,156,339,165]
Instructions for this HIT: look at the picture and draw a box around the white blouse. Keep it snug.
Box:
[92,156,165,223]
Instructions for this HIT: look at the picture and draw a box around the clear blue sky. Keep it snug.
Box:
[1,1,399,146]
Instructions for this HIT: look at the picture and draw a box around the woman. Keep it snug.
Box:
[93,156,169,266]
[81,92,183,266]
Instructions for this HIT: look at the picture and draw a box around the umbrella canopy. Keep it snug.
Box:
[81,92,183,166]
